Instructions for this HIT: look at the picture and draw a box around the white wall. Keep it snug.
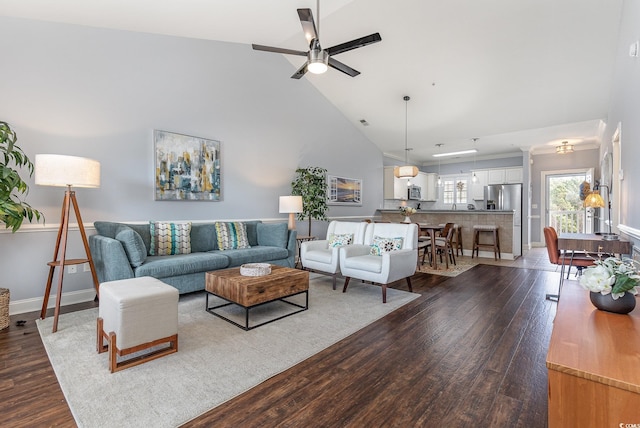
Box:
[0,17,383,310]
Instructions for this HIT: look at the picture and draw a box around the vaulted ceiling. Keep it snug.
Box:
[0,0,624,164]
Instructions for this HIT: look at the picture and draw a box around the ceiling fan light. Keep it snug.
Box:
[307,49,328,74]
[394,165,418,179]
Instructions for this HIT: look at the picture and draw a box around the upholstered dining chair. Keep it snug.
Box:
[543,226,595,301]
[300,221,367,289]
[340,222,418,303]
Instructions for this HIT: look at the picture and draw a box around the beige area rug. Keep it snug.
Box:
[417,257,479,277]
[37,275,419,428]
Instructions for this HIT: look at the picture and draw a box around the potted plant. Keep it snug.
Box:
[399,206,416,223]
[0,121,43,232]
[291,166,328,236]
[580,256,640,314]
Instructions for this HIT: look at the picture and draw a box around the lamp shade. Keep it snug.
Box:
[279,196,303,213]
[393,165,419,179]
[583,190,605,208]
[35,154,100,188]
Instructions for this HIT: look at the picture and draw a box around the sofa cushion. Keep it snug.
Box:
[115,226,147,267]
[328,233,354,248]
[134,253,229,278]
[215,222,250,250]
[221,247,289,267]
[149,221,192,256]
[190,223,218,252]
[257,222,288,248]
[370,236,404,256]
[243,221,261,247]
[342,254,383,273]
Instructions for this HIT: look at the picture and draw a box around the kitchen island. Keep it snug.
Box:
[378,209,518,259]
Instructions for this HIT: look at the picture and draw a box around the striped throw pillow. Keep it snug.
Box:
[215,222,251,250]
[149,221,192,256]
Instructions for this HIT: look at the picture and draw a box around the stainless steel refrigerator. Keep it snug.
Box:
[484,184,522,257]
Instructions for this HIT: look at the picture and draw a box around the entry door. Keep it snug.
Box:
[544,168,593,233]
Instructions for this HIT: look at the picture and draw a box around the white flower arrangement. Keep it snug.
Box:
[579,256,640,299]
[399,206,417,217]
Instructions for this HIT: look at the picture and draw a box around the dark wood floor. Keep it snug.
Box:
[0,264,558,427]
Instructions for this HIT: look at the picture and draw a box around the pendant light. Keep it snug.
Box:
[436,143,443,186]
[471,138,478,183]
[393,96,418,180]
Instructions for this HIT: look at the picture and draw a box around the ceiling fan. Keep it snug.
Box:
[251,1,381,79]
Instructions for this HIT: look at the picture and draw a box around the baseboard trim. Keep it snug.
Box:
[9,288,96,316]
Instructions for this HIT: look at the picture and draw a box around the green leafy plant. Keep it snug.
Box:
[0,121,43,232]
[291,166,328,235]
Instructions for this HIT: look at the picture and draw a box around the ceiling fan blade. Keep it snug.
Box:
[252,44,307,57]
[328,57,360,77]
[291,62,309,79]
[326,33,382,56]
[297,8,318,45]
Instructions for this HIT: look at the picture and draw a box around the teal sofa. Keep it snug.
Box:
[89,220,297,294]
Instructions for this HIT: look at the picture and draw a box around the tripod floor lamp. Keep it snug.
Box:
[35,154,101,333]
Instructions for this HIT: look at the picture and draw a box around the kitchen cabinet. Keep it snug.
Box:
[413,172,437,201]
[383,166,408,199]
[487,167,523,185]
[471,170,488,200]
[505,167,523,183]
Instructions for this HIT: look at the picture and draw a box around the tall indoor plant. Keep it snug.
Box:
[291,166,328,236]
[0,121,43,232]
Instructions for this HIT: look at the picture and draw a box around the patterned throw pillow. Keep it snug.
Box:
[370,235,404,256]
[149,221,192,256]
[328,233,354,248]
[215,222,251,250]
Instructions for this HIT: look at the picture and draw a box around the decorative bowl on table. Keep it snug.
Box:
[240,263,271,277]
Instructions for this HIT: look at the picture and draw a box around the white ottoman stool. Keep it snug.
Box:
[96,276,178,373]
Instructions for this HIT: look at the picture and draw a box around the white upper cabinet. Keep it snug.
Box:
[505,167,523,183]
[471,170,488,200]
[383,166,408,199]
[414,172,437,201]
[487,169,506,184]
[487,167,523,185]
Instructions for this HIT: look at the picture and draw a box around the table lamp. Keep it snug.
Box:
[583,183,616,239]
[35,154,101,332]
[279,196,303,230]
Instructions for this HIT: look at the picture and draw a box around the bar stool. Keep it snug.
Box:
[472,225,501,260]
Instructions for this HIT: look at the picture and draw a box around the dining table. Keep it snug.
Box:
[417,223,445,269]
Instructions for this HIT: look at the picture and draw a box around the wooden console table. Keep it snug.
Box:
[546,282,640,427]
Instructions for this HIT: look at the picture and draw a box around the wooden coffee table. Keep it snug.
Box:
[205,265,309,330]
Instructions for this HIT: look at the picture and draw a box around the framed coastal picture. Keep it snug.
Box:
[327,175,362,206]
[154,130,221,201]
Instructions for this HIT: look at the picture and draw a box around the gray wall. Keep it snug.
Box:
[0,17,383,309]
[602,0,640,247]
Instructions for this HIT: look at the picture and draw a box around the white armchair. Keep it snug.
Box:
[300,221,367,289]
[340,222,418,303]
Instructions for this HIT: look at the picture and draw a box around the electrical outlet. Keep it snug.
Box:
[83,263,91,272]
[68,265,77,274]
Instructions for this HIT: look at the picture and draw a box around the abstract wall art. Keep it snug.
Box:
[154,130,221,201]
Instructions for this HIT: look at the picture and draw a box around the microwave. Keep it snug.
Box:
[408,185,421,200]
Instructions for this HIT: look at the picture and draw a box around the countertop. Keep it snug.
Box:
[378,209,515,214]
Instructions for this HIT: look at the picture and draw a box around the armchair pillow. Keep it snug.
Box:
[215,222,251,250]
[149,221,192,256]
[370,236,404,256]
[328,233,354,248]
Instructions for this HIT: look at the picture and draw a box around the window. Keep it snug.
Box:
[441,176,468,205]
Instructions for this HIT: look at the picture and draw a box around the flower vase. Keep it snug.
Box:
[589,292,636,314]
[403,216,411,223]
